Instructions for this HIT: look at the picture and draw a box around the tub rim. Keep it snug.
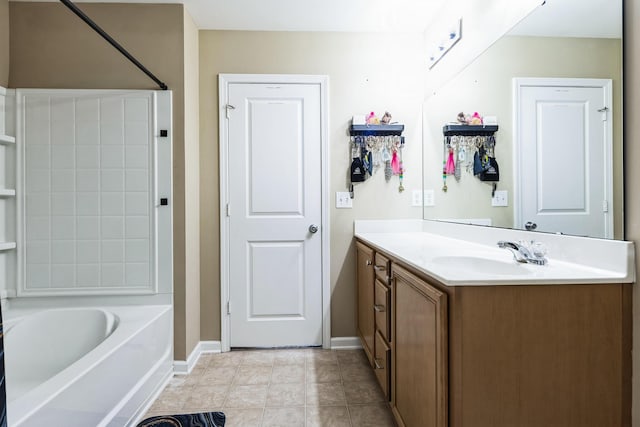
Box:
[6,304,172,426]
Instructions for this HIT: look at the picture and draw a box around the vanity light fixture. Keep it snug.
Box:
[427,18,462,69]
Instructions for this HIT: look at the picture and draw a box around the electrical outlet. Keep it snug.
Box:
[491,190,508,207]
[336,192,353,208]
[412,190,423,207]
[424,189,435,207]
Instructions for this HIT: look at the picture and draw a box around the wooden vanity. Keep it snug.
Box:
[356,239,632,427]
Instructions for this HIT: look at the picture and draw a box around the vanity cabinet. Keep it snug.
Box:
[391,263,448,427]
[447,284,631,427]
[355,238,632,427]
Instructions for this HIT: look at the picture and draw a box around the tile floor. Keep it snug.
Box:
[144,348,396,427]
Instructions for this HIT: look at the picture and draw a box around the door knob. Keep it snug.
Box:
[309,224,319,234]
[525,221,538,231]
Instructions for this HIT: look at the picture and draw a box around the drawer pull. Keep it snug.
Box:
[374,304,386,312]
[374,358,385,370]
[366,260,372,266]
[374,265,386,271]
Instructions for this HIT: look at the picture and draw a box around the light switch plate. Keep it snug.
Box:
[411,190,423,207]
[491,190,508,207]
[336,192,353,208]
[424,189,435,207]
[413,189,435,206]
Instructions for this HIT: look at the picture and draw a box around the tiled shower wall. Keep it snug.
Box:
[21,92,154,294]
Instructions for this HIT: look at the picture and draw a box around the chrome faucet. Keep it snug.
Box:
[497,241,548,265]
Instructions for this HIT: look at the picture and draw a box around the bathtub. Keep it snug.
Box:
[4,305,173,427]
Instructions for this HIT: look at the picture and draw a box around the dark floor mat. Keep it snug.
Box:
[137,412,225,427]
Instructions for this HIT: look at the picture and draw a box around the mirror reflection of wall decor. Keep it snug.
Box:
[440,123,499,197]
[422,0,623,240]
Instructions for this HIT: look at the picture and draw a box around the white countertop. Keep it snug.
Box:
[355,220,635,286]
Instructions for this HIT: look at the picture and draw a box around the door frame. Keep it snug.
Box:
[512,77,614,238]
[218,74,330,352]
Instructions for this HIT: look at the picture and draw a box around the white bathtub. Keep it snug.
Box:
[4,305,173,427]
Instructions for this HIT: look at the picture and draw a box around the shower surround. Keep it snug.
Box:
[0,88,174,425]
[16,89,172,297]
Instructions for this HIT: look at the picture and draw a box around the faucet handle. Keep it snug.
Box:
[530,241,547,258]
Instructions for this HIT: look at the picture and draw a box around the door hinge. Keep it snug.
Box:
[225,104,235,119]
[603,200,609,213]
[226,301,231,315]
[598,106,609,121]
[226,203,230,217]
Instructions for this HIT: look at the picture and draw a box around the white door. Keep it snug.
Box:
[514,78,613,238]
[226,81,323,348]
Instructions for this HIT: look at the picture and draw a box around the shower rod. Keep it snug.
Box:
[59,0,168,91]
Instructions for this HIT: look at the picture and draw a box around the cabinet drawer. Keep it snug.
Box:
[374,253,390,284]
[375,279,391,342]
[374,330,390,399]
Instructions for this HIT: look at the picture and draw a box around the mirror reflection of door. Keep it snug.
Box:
[514,78,613,238]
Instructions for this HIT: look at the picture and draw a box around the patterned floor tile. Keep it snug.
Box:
[223,407,264,427]
[348,403,396,427]
[224,385,268,409]
[306,406,351,427]
[262,407,305,426]
[306,382,347,406]
[143,349,396,426]
[266,383,306,407]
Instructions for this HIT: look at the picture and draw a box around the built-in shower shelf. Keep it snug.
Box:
[0,189,16,197]
[0,135,15,145]
[0,242,16,251]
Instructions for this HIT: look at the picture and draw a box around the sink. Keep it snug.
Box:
[431,255,531,276]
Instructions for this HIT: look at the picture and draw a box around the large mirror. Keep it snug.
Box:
[422,0,623,239]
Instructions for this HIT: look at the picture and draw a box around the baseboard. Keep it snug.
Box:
[174,339,358,371]
[173,340,222,375]
[199,340,222,354]
[330,336,362,350]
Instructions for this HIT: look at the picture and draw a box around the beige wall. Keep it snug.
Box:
[183,10,201,356]
[0,0,8,87]
[9,2,198,360]
[424,35,623,238]
[626,0,640,423]
[199,31,425,340]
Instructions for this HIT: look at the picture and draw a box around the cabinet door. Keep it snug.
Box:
[391,264,448,427]
[356,241,375,365]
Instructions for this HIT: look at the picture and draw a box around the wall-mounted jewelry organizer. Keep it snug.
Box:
[349,124,405,198]
[441,124,500,194]
[350,124,405,136]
